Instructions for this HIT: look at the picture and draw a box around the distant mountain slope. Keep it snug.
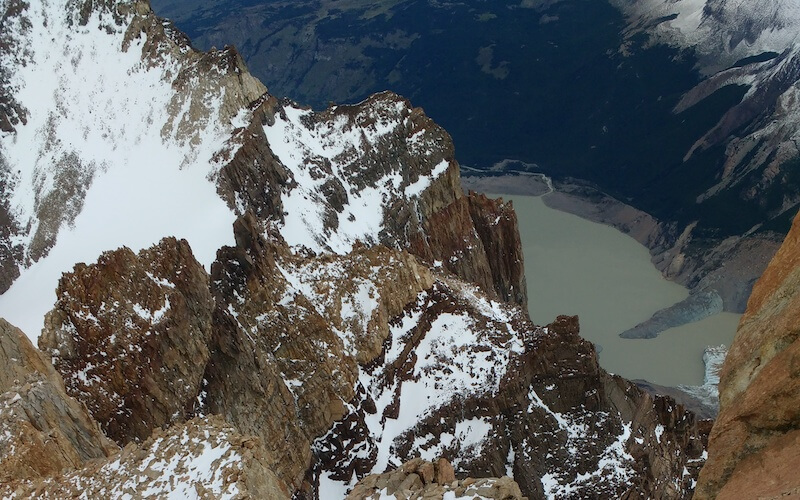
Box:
[613,0,800,225]
[151,0,800,328]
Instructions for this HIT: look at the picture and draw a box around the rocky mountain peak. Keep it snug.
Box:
[0,0,719,497]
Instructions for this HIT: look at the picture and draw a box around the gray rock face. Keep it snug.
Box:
[0,319,117,484]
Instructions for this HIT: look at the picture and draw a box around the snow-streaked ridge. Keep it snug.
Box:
[264,96,452,254]
[335,279,528,477]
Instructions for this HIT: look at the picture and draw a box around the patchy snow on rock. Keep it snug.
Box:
[413,416,494,465]
[0,0,242,341]
[540,419,636,498]
[355,280,528,474]
[263,96,452,254]
[277,258,382,356]
[7,417,246,499]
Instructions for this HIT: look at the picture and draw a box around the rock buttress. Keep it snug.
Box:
[39,237,214,445]
[695,210,800,499]
[0,318,117,483]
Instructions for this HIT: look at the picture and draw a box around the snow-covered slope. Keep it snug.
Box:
[0,0,250,338]
[0,0,456,341]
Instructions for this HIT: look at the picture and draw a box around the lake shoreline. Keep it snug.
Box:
[461,174,744,400]
[461,172,778,339]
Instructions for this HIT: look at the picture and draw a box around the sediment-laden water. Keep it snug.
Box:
[498,193,740,387]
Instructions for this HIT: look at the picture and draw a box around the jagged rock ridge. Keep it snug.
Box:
[31,224,706,498]
[0,0,708,498]
[0,0,525,340]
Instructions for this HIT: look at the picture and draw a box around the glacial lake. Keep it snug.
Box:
[495,193,741,387]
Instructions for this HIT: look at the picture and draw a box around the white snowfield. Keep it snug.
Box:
[0,0,452,342]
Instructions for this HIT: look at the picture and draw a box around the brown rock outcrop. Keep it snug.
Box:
[347,458,526,500]
[2,415,289,499]
[204,213,434,491]
[203,216,354,490]
[215,93,291,222]
[408,190,528,309]
[695,209,800,499]
[0,319,117,483]
[32,213,437,494]
[39,237,214,445]
[468,192,527,306]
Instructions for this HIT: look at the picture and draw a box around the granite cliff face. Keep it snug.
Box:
[0,319,116,484]
[695,210,800,499]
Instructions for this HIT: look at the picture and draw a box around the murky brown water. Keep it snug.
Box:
[497,193,740,386]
